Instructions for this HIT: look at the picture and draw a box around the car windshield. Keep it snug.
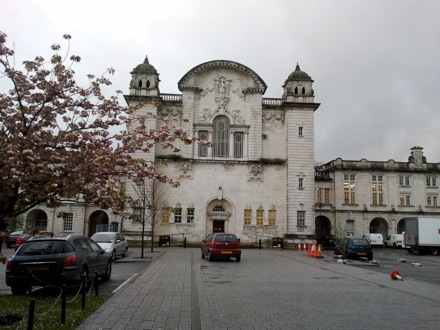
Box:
[214,235,238,243]
[16,241,74,255]
[92,233,115,243]
[352,239,369,246]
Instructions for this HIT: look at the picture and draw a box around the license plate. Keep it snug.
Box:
[357,252,367,256]
[26,265,50,271]
[221,251,232,254]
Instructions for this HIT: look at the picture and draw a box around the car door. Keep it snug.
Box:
[115,233,124,255]
[201,234,213,255]
[87,239,108,275]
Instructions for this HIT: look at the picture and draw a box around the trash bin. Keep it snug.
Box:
[159,235,170,247]
[272,237,283,249]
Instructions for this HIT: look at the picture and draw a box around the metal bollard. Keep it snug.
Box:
[61,285,66,324]
[27,299,35,330]
[259,239,262,249]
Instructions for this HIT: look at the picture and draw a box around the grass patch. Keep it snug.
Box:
[0,289,111,329]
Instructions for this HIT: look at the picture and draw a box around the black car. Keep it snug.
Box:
[6,230,23,248]
[318,235,336,250]
[6,234,112,295]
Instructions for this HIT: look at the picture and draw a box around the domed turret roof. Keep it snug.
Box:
[285,63,313,83]
[131,56,158,75]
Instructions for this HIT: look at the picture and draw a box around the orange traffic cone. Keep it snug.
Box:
[308,243,316,257]
[390,270,404,281]
[303,243,307,251]
[313,244,324,258]
[297,243,301,251]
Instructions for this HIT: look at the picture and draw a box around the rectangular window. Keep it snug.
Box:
[346,219,355,236]
[298,177,304,189]
[161,207,170,223]
[426,177,437,187]
[399,194,411,206]
[256,209,264,225]
[268,210,276,225]
[324,188,330,204]
[187,208,194,223]
[174,208,182,223]
[234,132,244,158]
[244,209,252,225]
[198,130,208,157]
[343,174,356,204]
[372,175,384,205]
[399,175,410,186]
[298,126,303,136]
[427,196,438,207]
[133,207,142,223]
[297,211,305,227]
[63,213,73,231]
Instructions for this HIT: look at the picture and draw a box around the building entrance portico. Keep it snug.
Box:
[212,220,225,233]
[206,198,232,235]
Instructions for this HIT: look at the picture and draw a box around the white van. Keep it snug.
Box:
[362,233,384,248]
[385,233,405,248]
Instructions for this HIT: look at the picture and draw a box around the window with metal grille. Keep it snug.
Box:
[174,208,182,223]
[63,213,73,231]
[213,205,225,212]
[187,208,194,223]
[234,132,243,158]
[198,130,208,157]
[297,211,305,226]
[244,209,252,225]
[256,209,264,225]
[213,116,229,157]
[346,219,355,236]
[161,207,170,223]
[268,210,276,225]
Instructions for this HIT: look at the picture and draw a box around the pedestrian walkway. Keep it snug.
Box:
[79,247,440,329]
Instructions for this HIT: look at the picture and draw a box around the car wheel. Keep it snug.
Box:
[11,285,28,295]
[236,256,241,262]
[122,247,128,258]
[101,260,112,281]
[430,247,438,256]
[208,250,213,262]
[393,243,397,248]
[112,250,117,261]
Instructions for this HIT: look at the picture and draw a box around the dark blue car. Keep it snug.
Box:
[6,234,112,295]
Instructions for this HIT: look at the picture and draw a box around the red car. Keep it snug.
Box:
[14,233,32,251]
[201,233,241,262]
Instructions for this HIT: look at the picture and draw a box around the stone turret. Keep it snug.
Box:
[282,63,315,103]
[129,55,160,97]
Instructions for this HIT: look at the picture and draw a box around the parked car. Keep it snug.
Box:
[6,234,112,295]
[90,232,128,261]
[340,237,373,261]
[201,233,241,262]
[14,233,33,251]
[385,233,405,248]
[6,231,23,248]
[318,234,336,250]
[362,233,384,248]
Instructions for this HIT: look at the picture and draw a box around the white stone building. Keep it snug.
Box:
[314,146,440,241]
[21,58,440,247]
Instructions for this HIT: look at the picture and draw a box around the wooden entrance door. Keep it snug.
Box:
[213,220,225,233]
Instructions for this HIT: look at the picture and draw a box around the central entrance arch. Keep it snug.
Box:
[206,199,233,235]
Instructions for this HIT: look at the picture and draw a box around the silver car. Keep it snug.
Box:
[90,232,128,261]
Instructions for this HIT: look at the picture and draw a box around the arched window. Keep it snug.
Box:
[213,116,230,157]
[213,205,225,212]
[146,80,151,88]
[302,87,306,95]
[294,87,298,94]
[138,80,142,88]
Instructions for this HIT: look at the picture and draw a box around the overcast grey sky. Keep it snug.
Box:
[1,0,439,164]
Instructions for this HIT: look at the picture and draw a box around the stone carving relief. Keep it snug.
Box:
[231,110,245,124]
[232,88,245,99]
[249,164,263,181]
[263,111,284,122]
[178,161,192,178]
[158,108,182,120]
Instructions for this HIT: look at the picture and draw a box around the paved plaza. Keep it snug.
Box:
[77,247,440,329]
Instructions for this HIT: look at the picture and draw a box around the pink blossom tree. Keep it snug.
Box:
[0,32,202,230]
